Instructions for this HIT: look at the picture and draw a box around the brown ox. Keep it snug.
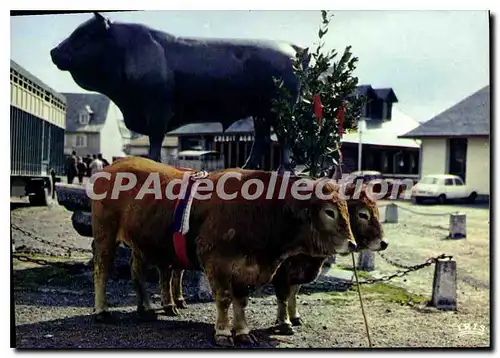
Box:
[167,181,403,334]
[90,157,357,346]
[270,182,403,334]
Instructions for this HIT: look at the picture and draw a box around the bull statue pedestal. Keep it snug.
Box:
[55,183,213,302]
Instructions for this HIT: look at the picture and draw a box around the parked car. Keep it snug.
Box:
[411,174,477,204]
[348,170,384,183]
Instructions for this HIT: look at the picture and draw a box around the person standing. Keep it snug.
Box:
[97,153,110,167]
[89,154,104,176]
[66,151,78,184]
[76,157,87,184]
[84,154,92,176]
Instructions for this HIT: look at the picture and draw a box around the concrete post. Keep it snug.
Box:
[357,251,375,272]
[385,203,399,223]
[431,258,457,310]
[449,213,466,239]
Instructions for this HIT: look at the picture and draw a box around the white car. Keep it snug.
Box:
[411,174,477,205]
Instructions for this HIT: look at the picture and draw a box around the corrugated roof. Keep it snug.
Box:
[399,85,490,138]
[62,92,110,132]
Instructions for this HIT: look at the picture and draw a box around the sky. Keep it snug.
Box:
[10,10,489,122]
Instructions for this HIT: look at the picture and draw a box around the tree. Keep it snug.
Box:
[271,10,365,178]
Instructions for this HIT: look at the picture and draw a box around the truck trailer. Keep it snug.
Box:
[10,60,66,206]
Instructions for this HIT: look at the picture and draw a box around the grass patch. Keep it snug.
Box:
[324,291,355,306]
[335,264,374,280]
[352,282,428,305]
[329,264,428,306]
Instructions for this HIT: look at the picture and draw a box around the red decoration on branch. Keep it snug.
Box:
[313,94,323,127]
[337,104,345,137]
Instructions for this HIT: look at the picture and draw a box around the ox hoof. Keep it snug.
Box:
[291,317,304,326]
[214,335,234,347]
[272,323,295,336]
[234,333,257,345]
[137,308,158,321]
[94,311,114,324]
[175,299,188,309]
[163,304,180,316]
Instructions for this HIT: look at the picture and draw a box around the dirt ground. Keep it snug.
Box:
[11,198,491,349]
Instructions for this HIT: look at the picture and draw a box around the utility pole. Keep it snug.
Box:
[357,118,365,172]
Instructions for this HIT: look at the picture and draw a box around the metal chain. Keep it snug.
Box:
[11,223,92,255]
[377,251,420,270]
[392,204,457,217]
[353,253,453,285]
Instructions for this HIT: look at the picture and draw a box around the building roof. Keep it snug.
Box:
[166,122,223,136]
[10,59,66,104]
[399,85,490,138]
[62,92,111,132]
[354,85,398,103]
[126,135,178,148]
[163,86,399,137]
[341,107,421,148]
[355,85,378,99]
[374,88,398,103]
[225,117,254,133]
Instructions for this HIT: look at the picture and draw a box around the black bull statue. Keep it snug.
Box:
[50,12,310,171]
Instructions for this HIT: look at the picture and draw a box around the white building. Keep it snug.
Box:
[62,92,140,162]
[399,85,490,200]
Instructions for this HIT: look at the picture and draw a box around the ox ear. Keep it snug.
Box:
[343,182,365,200]
[93,12,111,30]
[93,12,106,21]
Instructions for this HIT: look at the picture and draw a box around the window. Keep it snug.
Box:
[453,178,464,186]
[75,135,87,148]
[79,112,89,125]
[444,178,454,186]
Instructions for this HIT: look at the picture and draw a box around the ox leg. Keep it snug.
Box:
[232,296,257,345]
[213,288,234,347]
[273,281,295,335]
[288,284,304,326]
[242,117,270,170]
[148,134,164,163]
[172,269,187,309]
[130,252,156,320]
[93,239,116,323]
[158,267,179,316]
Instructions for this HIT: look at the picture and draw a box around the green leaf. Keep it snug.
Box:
[318,27,328,39]
[321,10,328,24]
